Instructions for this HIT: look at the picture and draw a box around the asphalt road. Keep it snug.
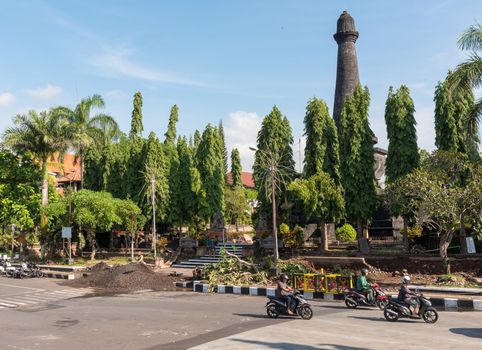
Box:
[0,278,481,350]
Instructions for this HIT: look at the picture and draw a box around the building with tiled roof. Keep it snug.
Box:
[47,153,81,193]
[226,171,255,189]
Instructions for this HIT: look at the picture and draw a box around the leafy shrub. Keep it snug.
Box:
[278,259,315,275]
[280,224,304,251]
[156,236,168,252]
[336,224,357,242]
[406,225,422,238]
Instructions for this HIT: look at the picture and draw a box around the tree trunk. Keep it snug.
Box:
[356,217,363,238]
[41,159,49,206]
[402,216,409,253]
[320,220,328,252]
[109,231,114,251]
[439,230,454,274]
[131,232,135,262]
[86,230,97,260]
[459,213,467,255]
[80,151,84,190]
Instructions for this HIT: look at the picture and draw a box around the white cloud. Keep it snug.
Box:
[90,47,204,87]
[26,84,62,99]
[224,111,263,171]
[0,92,16,107]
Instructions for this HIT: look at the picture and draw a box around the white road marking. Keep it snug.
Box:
[0,283,44,292]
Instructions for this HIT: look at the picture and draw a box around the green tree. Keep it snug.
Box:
[129,92,144,139]
[303,97,341,184]
[139,132,169,225]
[70,190,122,260]
[389,159,482,274]
[169,137,195,231]
[253,106,296,224]
[449,22,482,153]
[196,124,225,222]
[218,121,228,181]
[53,94,120,189]
[2,110,69,209]
[385,85,419,182]
[0,150,41,249]
[339,85,378,237]
[434,73,478,161]
[384,85,420,250]
[230,148,242,188]
[224,187,249,231]
[164,105,179,145]
[115,198,146,261]
[288,172,345,251]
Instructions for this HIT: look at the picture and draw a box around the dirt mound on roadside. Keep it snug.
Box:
[68,263,179,292]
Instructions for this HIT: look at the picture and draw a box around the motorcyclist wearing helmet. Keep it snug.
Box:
[356,268,374,302]
[277,274,294,315]
[398,275,419,315]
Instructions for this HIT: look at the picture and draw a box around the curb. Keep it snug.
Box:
[43,272,75,280]
[187,282,482,311]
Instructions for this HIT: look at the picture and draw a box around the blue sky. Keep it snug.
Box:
[0,0,480,170]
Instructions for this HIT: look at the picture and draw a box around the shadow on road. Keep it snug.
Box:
[449,328,482,339]
[348,316,415,323]
[231,339,368,350]
[232,313,295,320]
[315,305,371,311]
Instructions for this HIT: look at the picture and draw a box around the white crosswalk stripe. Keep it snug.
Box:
[0,288,94,309]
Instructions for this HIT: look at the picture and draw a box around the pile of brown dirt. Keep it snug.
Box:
[68,263,180,292]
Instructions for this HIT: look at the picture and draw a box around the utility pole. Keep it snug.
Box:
[151,177,157,258]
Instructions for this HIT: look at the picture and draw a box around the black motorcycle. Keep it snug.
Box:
[383,294,438,323]
[266,290,313,320]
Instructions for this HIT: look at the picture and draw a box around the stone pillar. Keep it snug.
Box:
[333,11,360,130]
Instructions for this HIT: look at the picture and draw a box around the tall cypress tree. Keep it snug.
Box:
[435,72,478,161]
[140,132,169,222]
[230,148,242,188]
[218,120,228,180]
[384,85,419,183]
[170,136,194,230]
[303,97,341,184]
[196,124,225,222]
[125,93,145,202]
[164,105,179,145]
[339,85,378,237]
[129,92,143,139]
[253,106,295,223]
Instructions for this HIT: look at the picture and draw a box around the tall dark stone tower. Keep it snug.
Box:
[333,11,360,129]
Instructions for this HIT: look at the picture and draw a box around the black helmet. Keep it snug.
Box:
[279,274,289,282]
[361,268,368,275]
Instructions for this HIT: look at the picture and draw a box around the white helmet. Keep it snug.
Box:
[402,275,410,283]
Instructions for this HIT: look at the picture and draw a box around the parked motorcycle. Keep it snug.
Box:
[24,262,44,278]
[0,257,18,277]
[266,290,313,320]
[383,294,439,323]
[344,283,388,310]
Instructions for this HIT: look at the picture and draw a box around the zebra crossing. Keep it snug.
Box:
[0,287,93,309]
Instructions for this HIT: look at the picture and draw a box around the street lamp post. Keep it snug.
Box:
[250,147,279,262]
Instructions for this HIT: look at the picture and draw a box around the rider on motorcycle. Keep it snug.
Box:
[356,268,374,302]
[398,275,419,315]
[277,274,294,315]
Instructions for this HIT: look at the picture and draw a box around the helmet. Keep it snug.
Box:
[279,274,289,282]
[402,275,410,284]
[361,268,368,275]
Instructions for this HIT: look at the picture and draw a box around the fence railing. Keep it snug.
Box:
[292,273,354,294]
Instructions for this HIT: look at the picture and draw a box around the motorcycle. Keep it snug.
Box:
[266,290,313,320]
[0,257,18,277]
[344,283,388,310]
[26,262,44,278]
[383,294,439,323]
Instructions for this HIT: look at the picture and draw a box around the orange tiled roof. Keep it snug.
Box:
[47,153,81,183]
[226,171,255,189]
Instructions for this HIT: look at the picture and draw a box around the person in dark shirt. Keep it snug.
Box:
[277,274,294,315]
[398,275,419,315]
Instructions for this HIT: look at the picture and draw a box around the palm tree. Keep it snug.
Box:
[54,95,120,189]
[449,22,482,144]
[2,110,69,205]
